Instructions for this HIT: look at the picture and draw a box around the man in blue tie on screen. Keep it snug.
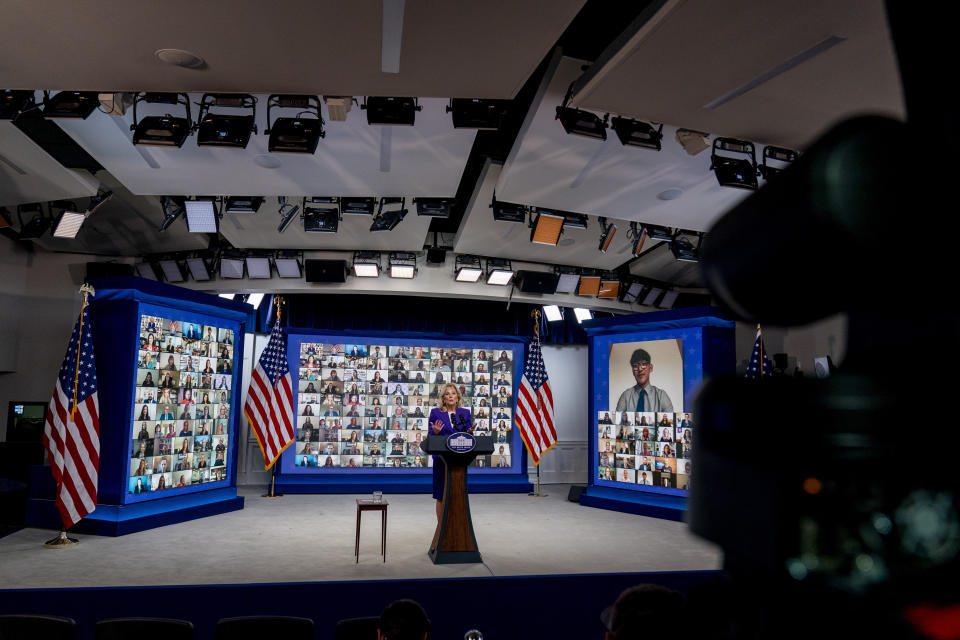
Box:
[615,348,674,413]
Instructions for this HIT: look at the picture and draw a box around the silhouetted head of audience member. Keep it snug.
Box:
[600,584,683,639]
[378,599,431,640]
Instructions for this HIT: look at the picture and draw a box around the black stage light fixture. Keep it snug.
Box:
[302,202,340,233]
[341,198,376,215]
[185,250,216,281]
[304,259,347,283]
[196,93,257,148]
[135,261,162,281]
[611,117,663,150]
[159,196,184,232]
[414,198,454,218]
[446,98,509,130]
[563,212,589,230]
[598,217,617,252]
[759,145,799,181]
[158,256,188,282]
[1,90,36,120]
[628,222,648,256]
[220,251,246,279]
[245,251,273,279]
[224,196,263,214]
[670,231,702,263]
[266,94,325,154]
[274,251,302,278]
[184,197,219,233]
[277,197,301,233]
[362,97,421,126]
[491,193,527,223]
[16,203,50,239]
[42,91,99,119]
[621,281,646,303]
[516,270,560,294]
[556,106,608,140]
[370,198,407,232]
[711,137,758,190]
[130,93,192,147]
[646,224,673,241]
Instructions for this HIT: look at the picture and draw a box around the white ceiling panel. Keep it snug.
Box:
[0,121,99,208]
[56,96,475,197]
[496,55,752,233]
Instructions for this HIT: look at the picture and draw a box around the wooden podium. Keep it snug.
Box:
[421,434,494,564]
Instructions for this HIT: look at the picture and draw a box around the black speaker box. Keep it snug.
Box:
[516,270,560,294]
[567,485,587,503]
[426,248,447,264]
[86,262,135,279]
[304,259,347,283]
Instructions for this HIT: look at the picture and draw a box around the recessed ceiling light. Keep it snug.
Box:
[154,48,206,69]
[657,188,684,201]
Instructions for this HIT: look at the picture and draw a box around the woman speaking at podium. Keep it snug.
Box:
[429,383,473,522]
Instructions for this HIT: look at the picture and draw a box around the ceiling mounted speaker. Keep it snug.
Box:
[516,270,560,294]
[426,248,447,264]
[304,259,347,283]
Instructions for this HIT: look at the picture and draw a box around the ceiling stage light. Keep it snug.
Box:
[491,194,527,223]
[642,287,664,306]
[196,94,257,148]
[659,290,679,309]
[577,274,601,296]
[611,117,662,150]
[530,210,565,246]
[352,251,381,277]
[277,197,301,233]
[341,198,376,215]
[185,198,219,233]
[220,254,246,279]
[158,258,187,282]
[389,252,417,279]
[245,254,273,278]
[218,294,235,300]
[646,224,673,241]
[628,222,648,256]
[455,255,482,282]
[711,137,758,190]
[186,254,213,281]
[555,106,608,140]
[266,95,325,154]
[759,145,799,181]
[485,258,514,286]
[224,197,263,214]
[16,203,50,239]
[303,200,340,233]
[245,293,265,309]
[159,196,184,232]
[274,251,302,278]
[362,97,421,126]
[447,98,509,130]
[543,305,563,322]
[42,91,98,119]
[1,90,36,120]
[573,308,593,324]
[136,262,162,281]
[131,93,192,147]
[370,198,407,232]
[50,201,86,239]
[598,277,620,299]
[554,267,580,294]
[671,233,702,263]
[621,282,645,303]
[598,217,617,253]
[414,198,454,218]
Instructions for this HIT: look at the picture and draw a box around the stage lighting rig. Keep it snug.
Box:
[245,251,273,278]
[670,231,702,262]
[277,197,301,233]
[266,95,324,154]
[455,255,482,282]
[50,191,113,239]
[185,250,216,281]
[302,197,340,233]
[598,217,617,252]
[196,94,257,148]
[220,251,246,279]
[627,222,648,257]
[158,197,184,232]
[646,224,673,241]
[157,256,188,282]
[389,252,417,279]
[485,258,514,286]
[598,274,620,299]
[711,137,758,190]
[184,198,220,233]
[491,193,527,223]
[362,97,421,126]
[577,270,601,296]
[224,196,263,214]
[621,281,646,303]
[759,145,799,181]
[130,93,192,147]
[352,251,381,277]
[530,208,565,246]
[370,198,407,232]
[1,90,36,120]
[554,266,581,294]
[42,91,98,119]
[611,117,663,150]
[542,305,563,322]
[556,83,607,140]
[16,203,49,239]
[274,251,302,278]
[414,198,454,218]
[341,198,376,215]
[447,98,509,130]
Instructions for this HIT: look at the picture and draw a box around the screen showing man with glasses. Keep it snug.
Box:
[614,348,674,413]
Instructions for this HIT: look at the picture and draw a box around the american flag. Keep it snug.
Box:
[43,302,100,529]
[515,332,557,465]
[244,319,294,469]
[745,326,772,378]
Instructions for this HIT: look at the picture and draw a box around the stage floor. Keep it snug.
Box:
[0,485,722,589]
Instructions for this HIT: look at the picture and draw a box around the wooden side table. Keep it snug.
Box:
[355,499,388,563]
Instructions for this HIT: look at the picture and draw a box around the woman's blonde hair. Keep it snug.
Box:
[438,383,462,408]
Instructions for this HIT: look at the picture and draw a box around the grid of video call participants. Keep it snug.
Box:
[294,343,515,470]
[597,411,693,491]
[128,315,235,495]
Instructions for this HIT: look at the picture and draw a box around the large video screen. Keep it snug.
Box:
[293,343,515,470]
[128,314,235,496]
[598,338,692,492]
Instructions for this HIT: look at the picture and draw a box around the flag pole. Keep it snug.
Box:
[757,323,763,377]
[45,283,95,548]
[263,295,285,499]
[527,309,548,499]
